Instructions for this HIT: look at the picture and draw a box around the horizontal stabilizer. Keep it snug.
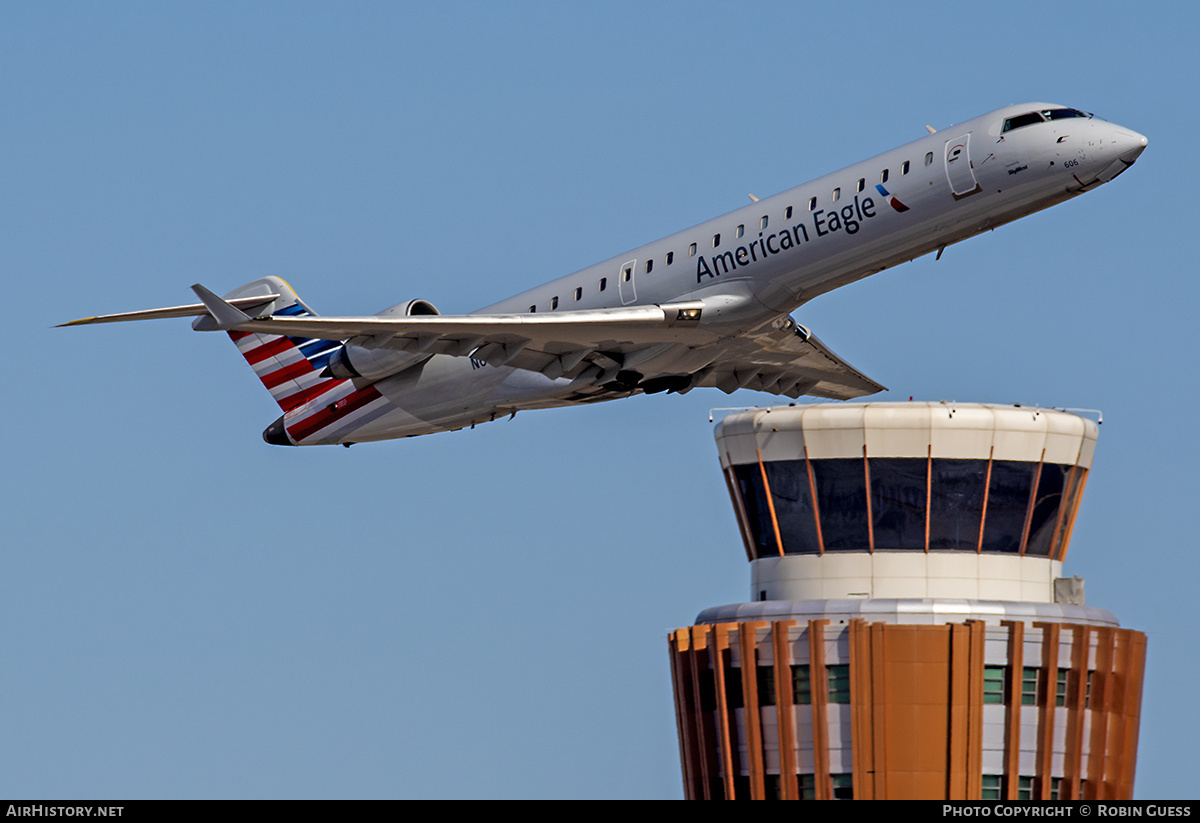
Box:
[57,294,280,327]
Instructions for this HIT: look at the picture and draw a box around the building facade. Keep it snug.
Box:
[669,403,1146,800]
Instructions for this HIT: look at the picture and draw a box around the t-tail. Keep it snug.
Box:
[61,276,387,447]
[191,277,362,446]
[194,278,335,408]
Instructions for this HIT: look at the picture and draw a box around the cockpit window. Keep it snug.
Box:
[1002,112,1046,133]
[1042,107,1090,121]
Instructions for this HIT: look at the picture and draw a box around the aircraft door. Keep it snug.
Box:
[944,133,981,198]
[618,259,637,305]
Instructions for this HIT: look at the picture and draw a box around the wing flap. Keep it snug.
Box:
[230,300,708,345]
[696,326,884,400]
[215,285,882,399]
[61,283,883,403]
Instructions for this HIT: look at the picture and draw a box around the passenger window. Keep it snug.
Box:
[574,287,582,301]
[551,296,559,310]
[925,152,934,166]
[880,169,889,183]
[528,305,536,313]
[689,243,697,256]
[736,224,744,238]
[832,187,840,202]
[666,251,674,265]
[644,259,653,274]
[760,215,768,229]
[856,178,865,193]
[902,160,910,175]
[599,278,607,291]
[808,196,817,211]
[785,206,793,219]
[712,233,720,248]
[622,266,632,282]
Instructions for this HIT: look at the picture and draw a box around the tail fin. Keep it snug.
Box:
[195,276,345,413]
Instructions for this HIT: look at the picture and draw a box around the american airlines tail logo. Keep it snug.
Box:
[875,184,910,213]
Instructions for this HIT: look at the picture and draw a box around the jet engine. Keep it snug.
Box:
[323,299,442,381]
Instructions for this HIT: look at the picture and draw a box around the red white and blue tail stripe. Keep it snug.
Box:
[209,277,395,446]
[218,279,344,413]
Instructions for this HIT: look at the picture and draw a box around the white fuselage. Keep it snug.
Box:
[325,103,1146,443]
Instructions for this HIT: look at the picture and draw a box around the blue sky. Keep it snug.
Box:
[3,1,1195,799]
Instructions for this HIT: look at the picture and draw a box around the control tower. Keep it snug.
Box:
[668,402,1145,800]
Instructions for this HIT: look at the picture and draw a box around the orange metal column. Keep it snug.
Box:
[1113,629,1147,799]
[1001,621,1024,800]
[738,622,768,799]
[807,619,832,800]
[848,619,876,800]
[668,629,703,800]
[966,620,986,799]
[869,622,889,798]
[771,621,800,800]
[947,622,976,799]
[712,624,737,799]
[1063,625,1090,800]
[1086,627,1115,799]
[689,625,722,799]
[1035,623,1062,800]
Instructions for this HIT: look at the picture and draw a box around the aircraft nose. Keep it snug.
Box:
[1117,129,1149,165]
[1085,124,1147,185]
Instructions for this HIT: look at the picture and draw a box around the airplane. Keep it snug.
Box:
[62,103,1147,447]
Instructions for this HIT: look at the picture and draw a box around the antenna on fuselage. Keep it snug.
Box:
[747,194,759,202]
[925,125,937,134]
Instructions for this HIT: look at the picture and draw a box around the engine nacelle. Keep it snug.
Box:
[324,299,442,382]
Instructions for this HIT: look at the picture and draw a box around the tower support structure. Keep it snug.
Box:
[669,402,1146,800]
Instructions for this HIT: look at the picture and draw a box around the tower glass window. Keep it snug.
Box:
[1022,667,1040,705]
[729,456,1083,560]
[810,459,868,551]
[827,664,851,703]
[984,666,1006,704]
[928,459,987,550]
[792,664,812,704]
[869,457,928,551]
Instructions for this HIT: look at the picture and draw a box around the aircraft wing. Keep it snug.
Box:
[690,321,885,400]
[173,284,883,401]
[64,283,883,401]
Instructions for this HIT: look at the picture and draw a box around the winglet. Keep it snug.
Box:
[191,283,252,330]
